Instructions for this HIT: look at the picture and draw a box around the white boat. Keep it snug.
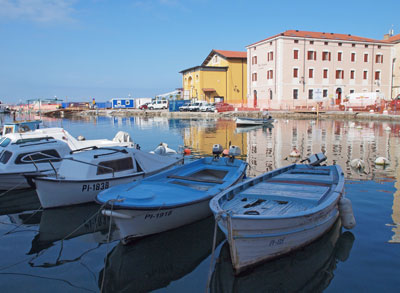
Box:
[0,128,134,190]
[235,116,274,126]
[1,120,42,135]
[209,153,355,273]
[33,145,183,209]
[97,145,248,243]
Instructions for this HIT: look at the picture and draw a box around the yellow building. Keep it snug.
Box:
[180,50,247,106]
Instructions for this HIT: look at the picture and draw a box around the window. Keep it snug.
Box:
[293,89,298,99]
[337,52,342,61]
[0,150,12,164]
[350,89,355,93]
[323,69,328,79]
[323,89,328,98]
[309,68,314,78]
[268,51,274,61]
[270,90,273,100]
[336,70,344,79]
[364,53,368,62]
[267,70,273,79]
[350,70,355,79]
[375,71,381,80]
[352,43,356,47]
[293,49,299,59]
[307,50,316,60]
[351,52,356,62]
[252,56,257,65]
[376,54,383,63]
[322,51,331,61]
[365,44,368,48]
[214,55,218,63]
[324,42,328,45]
[338,43,342,46]
[270,41,273,45]
[378,45,381,49]
[252,72,257,81]
[308,89,313,99]
[15,149,61,165]
[310,41,314,44]
[293,68,299,78]
[0,137,11,147]
[294,40,299,44]
[363,70,368,80]
[97,157,134,175]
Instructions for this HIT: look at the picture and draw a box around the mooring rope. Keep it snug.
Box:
[0,181,28,198]
[0,205,43,237]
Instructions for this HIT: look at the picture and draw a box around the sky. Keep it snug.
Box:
[0,0,399,104]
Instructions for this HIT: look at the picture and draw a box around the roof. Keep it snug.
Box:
[247,30,386,47]
[202,49,246,66]
[179,66,228,74]
[386,34,400,43]
[202,88,216,92]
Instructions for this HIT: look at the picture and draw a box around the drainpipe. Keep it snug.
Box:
[391,58,396,100]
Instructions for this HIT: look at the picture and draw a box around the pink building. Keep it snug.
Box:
[247,30,393,110]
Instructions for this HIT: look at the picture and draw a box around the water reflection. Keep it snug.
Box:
[210,220,355,292]
[99,216,224,293]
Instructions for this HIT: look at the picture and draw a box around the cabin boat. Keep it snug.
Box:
[0,128,134,190]
[97,145,248,243]
[32,146,183,209]
[209,153,355,273]
[1,120,42,136]
[235,117,274,126]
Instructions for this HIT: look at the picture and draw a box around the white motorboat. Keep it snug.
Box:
[96,145,247,243]
[235,116,274,126]
[209,153,355,273]
[33,145,183,209]
[0,128,134,190]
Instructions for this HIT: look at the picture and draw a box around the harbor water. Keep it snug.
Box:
[0,115,399,292]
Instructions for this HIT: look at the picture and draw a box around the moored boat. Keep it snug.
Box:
[235,116,274,126]
[209,153,355,273]
[33,145,183,209]
[96,144,248,243]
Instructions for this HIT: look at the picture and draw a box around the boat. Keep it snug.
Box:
[1,120,42,135]
[99,216,224,292]
[210,219,355,292]
[235,124,274,134]
[235,116,274,126]
[32,145,184,209]
[96,144,248,243]
[0,128,134,190]
[209,153,356,273]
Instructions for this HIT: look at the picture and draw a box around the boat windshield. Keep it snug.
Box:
[0,137,11,147]
[0,150,12,164]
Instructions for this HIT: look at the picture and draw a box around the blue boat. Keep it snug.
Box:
[97,145,248,243]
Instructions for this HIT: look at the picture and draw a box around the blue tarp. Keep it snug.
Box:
[169,100,190,112]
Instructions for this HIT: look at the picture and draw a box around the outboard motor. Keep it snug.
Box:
[301,152,327,166]
[228,145,241,162]
[212,144,223,160]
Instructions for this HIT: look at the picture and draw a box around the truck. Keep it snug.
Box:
[339,92,386,111]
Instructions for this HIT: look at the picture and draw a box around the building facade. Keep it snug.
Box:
[247,30,393,110]
[180,50,247,106]
[386,33,400,99]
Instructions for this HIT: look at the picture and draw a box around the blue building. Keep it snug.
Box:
[111,98,135,109]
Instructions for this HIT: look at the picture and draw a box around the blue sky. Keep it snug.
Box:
[0,0,399,103]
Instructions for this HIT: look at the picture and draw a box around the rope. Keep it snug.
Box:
[0,181,28,198]
[1,205,43,237]
[205,211,225,292]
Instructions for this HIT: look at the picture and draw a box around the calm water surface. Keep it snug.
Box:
[0,115,399,292]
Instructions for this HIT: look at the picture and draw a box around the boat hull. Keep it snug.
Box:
[219,206,339,273]
[35,174,144,209]
[235,117,273,126]
[102,198,212,242]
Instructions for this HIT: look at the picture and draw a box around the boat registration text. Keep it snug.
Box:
[82,182,110,192]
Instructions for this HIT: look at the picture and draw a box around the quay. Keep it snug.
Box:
[43,108,400,122]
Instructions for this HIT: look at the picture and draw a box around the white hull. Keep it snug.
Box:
[235,117,273,126]
[218,203,339,272]
[35,174,144,209]
[103,198,211,241]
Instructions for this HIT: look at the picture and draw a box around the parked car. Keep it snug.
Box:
[214,102,234,112]
[188,101,208,112]
[139,103,150,110]
[148,100,168,110]
[199,103,216,112]
[179,103,191,112]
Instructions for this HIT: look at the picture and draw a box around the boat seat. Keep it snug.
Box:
[167,174,224,184]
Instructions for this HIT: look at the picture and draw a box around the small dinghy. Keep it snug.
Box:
[96,144,248,243]
[32,145,183,209]
[235,117,274,126]
[209,153,355,273]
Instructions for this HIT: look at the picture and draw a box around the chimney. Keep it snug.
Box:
[383,33,390,40]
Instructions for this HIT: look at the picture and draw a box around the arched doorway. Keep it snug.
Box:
[335,88,342,105]
[253,90,258,108]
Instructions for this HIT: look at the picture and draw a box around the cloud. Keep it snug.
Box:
[0,0,77,23]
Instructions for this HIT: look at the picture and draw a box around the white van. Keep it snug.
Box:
[188,101,208,112]
[340,92,385,111]
[148,100,168,110]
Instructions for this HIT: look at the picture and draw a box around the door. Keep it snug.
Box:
[253,90,258,108]
[336,88,342,105]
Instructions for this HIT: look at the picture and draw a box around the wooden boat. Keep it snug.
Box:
[33,146,183,209]
[209,153,355,273]
[235,116,274,126]
[97,145,247,243]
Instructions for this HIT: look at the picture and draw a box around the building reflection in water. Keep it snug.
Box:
[181,118,400,243]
